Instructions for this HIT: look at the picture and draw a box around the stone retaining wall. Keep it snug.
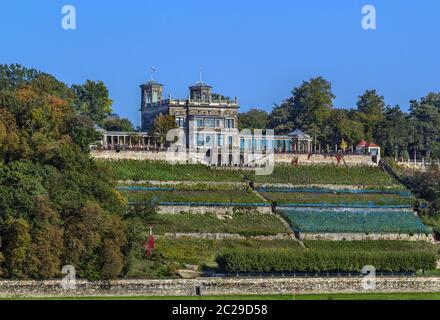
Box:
[1,277,440,298]
[92,150,375,166]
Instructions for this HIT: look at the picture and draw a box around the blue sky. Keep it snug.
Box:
[1,0,439,126]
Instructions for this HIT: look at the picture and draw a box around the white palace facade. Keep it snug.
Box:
[96,78,379,165]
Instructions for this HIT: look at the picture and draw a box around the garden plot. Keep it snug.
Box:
[260,191,414,206]
[280,208,432,234]
[100,160,249,182]
[119,186,262,204]
[254,164,400,186]
[148,212,290,236]
[102,160,404,188]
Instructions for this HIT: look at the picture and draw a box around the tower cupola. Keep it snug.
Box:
[140,80,164,109]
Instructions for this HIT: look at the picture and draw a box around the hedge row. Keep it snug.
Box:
[217,248,437,273]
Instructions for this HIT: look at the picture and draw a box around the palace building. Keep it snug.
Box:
[140,79,240,151]
[98,77,379,164]
[101,78,294,154]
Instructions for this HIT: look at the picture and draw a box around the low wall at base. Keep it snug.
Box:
[92,150,375,166]
[1,277,440,297]
[274,153,375,166]
[300,233,435,243]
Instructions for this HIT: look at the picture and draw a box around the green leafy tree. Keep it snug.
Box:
[64,114,101,152]
[72,80,113,124]
[1,217,31,278]
[375,106,411,158]
[409,96,440,160]
[238,109,270,130]
[356,90,386,141]
[328,109,364,147]
[25,196,63,279]
[0,65,126,280]
[102,115,134,132]
[270,77,334,141]
[269,103,294,135]
[150,114,177,145]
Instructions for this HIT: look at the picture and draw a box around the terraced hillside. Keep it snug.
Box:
[281,208,431,234]
[100,160,438,278]
[100,160,402,186]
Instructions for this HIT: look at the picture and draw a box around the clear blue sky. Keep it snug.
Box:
[1,0,439,126]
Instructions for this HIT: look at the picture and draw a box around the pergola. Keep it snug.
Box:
[288,129,313,153]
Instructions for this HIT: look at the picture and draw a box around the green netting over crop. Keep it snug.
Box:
[280,209,432,234]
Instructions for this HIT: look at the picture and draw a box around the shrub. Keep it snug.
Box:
[217,248,437,273]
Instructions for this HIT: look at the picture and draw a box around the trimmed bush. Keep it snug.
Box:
[217,248,437,273]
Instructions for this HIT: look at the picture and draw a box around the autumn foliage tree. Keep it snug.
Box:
[150,114,178,146]
[0,64,126,280]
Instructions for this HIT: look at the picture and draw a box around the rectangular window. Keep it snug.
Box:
[240,138,245,149]
[196,133,204,146]
[205,134,214,147]
[204,118,216,128]
[225,119,235,129]
[175,117,185,128]
[195,118,204,127]
[216,118,224,128]
[217,134,224,147]
[227,136,233,146]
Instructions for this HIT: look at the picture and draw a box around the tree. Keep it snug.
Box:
[356,90,386,141]
[269,103,294,135]
[25,196,63,279]
[64,114,101,152]
[62,203,102,279]
[150,114,177,146]
[100,239,124,279]
[375,106,411,158]
[0,108,24,162]
[270,77,334,141]
[409,101,440,160]
[238,109,270,130]
[72,80,113,124]
[328,109,364,146]
[1,217,31,278]
[102,115,134,132]
[0,65,126,280]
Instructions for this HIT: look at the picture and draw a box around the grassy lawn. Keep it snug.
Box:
[261,192,414,206]
[150,212,289,236]
[5,292,440,300]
